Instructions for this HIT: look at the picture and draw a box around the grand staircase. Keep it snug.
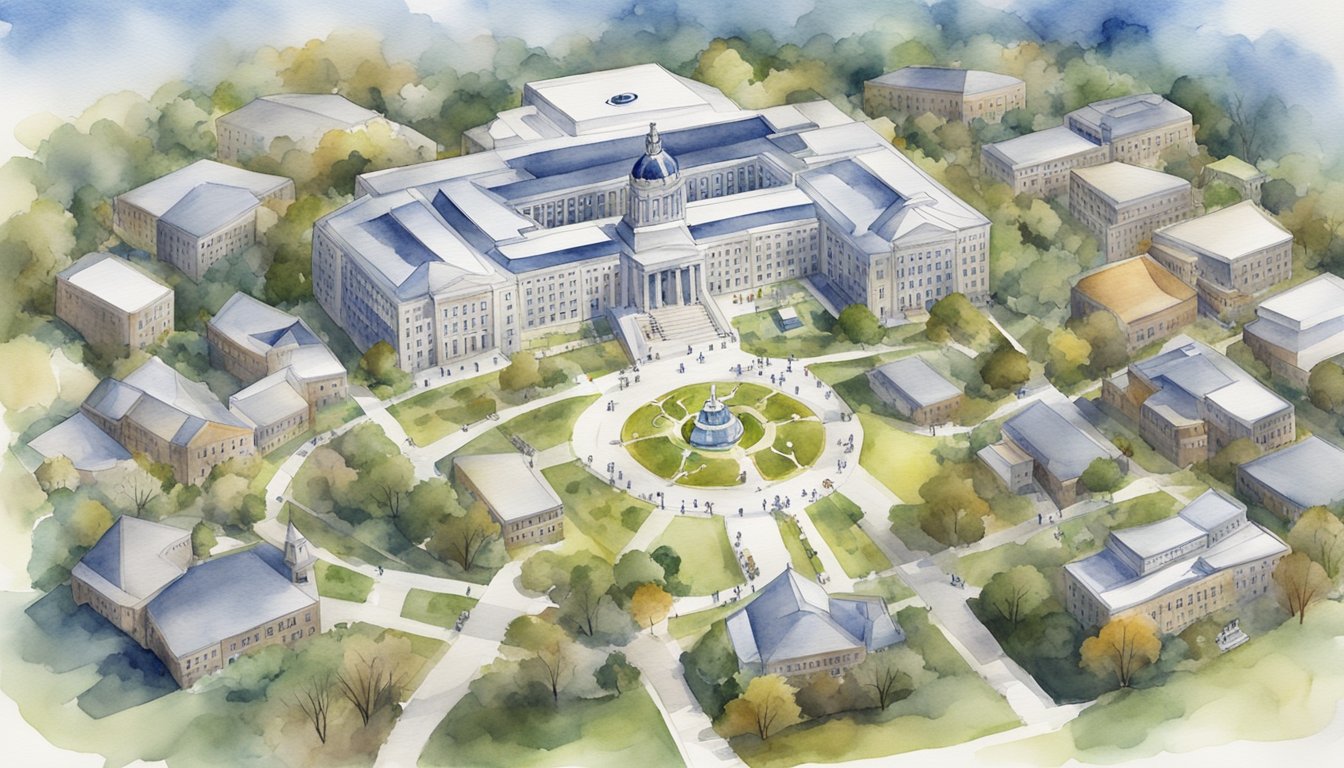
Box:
[637,303,723,356]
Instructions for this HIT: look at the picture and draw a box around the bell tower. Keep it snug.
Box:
[284,522,317,586]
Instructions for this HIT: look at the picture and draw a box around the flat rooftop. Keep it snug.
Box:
[872,357,962,408]
[454,452,563,522]
[1071,162,1189,206]
[1240,436,1344,509]
[1153,201,1291,262]
[117,159,289,218]
[59,252,171,313]
[867,66,1022,95]
[983,124,1102,169]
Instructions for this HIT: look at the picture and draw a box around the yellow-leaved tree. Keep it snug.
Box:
[1274,551,1332,624]
[721,675,803,740]
[630,583,673,634]
[1080,614,1161,688]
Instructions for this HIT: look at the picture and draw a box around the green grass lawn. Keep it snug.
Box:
[680,452,743,487]
[753,447,801,480]
[650,516,744,595]
[543,462,653,561]
[668,595,758,643]
[387,372,502,446]
[400,588,479,629]
[500,395,598,451]
[738,412,765,449]
[761,392,811,421]
[805,494,892,579]
[955,491,1180,586]
[775,513,822,579]
[420,688,682,768]
[888,503,950,555]
[843,574,916,604]
[773,419,824,465]
[858,413,948,502]
[625,436,684,478]
[314,561,375,602]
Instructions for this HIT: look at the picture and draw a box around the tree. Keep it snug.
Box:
[190,521,216,559]
[560,563,614,638]
[979,342,1030,392]
[1308,362,1344,413]
[400,477,456,544]
[1079,457,1125,496]
[336,652,403,726]
[594,651,641,695]
[506,616,574,705]
[360,454,415,519]
[34,456,78,493]
[722,675,804,741]
[650,545,682,583]
[1273,552,1332,624]
[1080,615,1161,687]
[614,550,666,593]
[980,565,1052,627]
[1207,438,1262,485]
[1072,311,1129,375]
[1287,507,1344,582]
[836,304,883,346]
[1203,180,1243,210]
[427,500,500,571]
[499,351,542,392]
[358,341,403,387]
[855,646,928,710]
[291,673,333,744]
[926,293,995,350]
[1045,327,1092,388]
[917,469,989,546]
[116,461,163,517]
[630,583,673,634]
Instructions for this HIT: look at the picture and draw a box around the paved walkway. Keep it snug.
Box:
[627,632,744,767]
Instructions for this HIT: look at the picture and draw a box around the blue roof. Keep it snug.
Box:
[508,117,774,179]
[362,212,443,270]
[689,204,817,241]
[82,518,123,586]
[146,546,315,657]
[492,237,624,274]
[632,150,679,180]
[158,183,259,237]
[1003,401,1115,482]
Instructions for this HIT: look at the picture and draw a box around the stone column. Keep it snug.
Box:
[690,265,700,303]
[672,267,682,306]
[654,271,663,309]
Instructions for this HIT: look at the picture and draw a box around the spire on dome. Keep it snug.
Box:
[645,122,662,156]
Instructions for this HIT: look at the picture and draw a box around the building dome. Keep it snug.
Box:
[689,385,744,450]
[631,122,679,181]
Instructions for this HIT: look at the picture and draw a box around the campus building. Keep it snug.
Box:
[1241,273,1344,389]
[1236,436,1344,521]
[979,400,1125,508]
[75,357,255,484]
[208,293,348,452]
[1102,336,1294,468]
[1069,255,1196,352]
[726,567,904,677]
[1062,489,1287,633]
[868,356,963,426]
[113,160,293,281]
[1148,201,1293,317]
[863,66,1026,124]
[315,64,991,372]
[453,452,564,546]
[216,93,437,162]
[72,518,319,688]
[981,93,1194,195]
[1202,156,1267,204]
[55,252,174,351]
[1068,163,1193,262]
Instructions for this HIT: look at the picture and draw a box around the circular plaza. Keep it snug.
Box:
[619,381,824,487]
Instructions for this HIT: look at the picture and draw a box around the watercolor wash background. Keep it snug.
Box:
[3,0,1344,765]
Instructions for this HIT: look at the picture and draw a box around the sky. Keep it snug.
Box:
[0,0,1342,159]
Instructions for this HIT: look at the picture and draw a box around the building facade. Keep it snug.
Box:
[1202,156,1267,204]
[1236,436,1344,521]
[981,400,1125,508]
[453,452,565,546]
[863,66,1026,124]
[113,160,293,279]
[1102,336,1294,468]
[1068,163,1193,262]
[1063,490,1287,633]
[1242,274,1344,389]
[868,357,963,426]
[79,357,255,484]
[315,65,991,372]
[73,519,319,688]
[1148,201,1293,318]
[981,93,1194,195]
[1069,255,1197,352]
[55,252,174,350]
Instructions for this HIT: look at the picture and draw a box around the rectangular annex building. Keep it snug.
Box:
[863,66,1026,124]
[453,452,564,546]
[1236,436,1344,521]
[55,251,174,351]
[1070,254,1196,352]
[1241,273,1344,389]
[1068,162,1193,262]
[980,399,1125,508]
[867,356,963,426]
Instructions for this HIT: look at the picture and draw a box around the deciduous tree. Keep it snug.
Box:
[1287,507,1344,582]
[1079,457,1125,496]
[836,304,883,346]
[594,651,641,695]
[427,500,499,571]
[979,342,1030,392]
[980,565,1052,626]
[499,351,542,392]
[630,582,673,634]
[505,616,574,705]
[1080,615,1161,687]
[721,675,803,741]
[1274,551,1332,624]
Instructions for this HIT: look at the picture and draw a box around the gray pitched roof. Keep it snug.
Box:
[725,568,901,665]
[158,183,260,237]
[78,517,190,603]
[85,358,250,444]
[1002,401,1118,482]
[117,160,289,218]
[1240,436,1344,510]
[29,412,132,472]
[867,66,1022,95]
[872,357,962,409]
[146,545,315,658]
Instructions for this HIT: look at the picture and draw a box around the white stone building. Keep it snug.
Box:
[216,93,437,162]
[1068,162,1193,262]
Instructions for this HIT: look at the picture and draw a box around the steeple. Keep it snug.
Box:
[645,122,662,156]
[284,522,316,585]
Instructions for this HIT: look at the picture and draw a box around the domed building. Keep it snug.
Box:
[689,385,744,450]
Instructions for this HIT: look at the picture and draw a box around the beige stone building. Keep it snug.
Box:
[1202,156,1267,204]
[981,400,1125,508]
[453,452,564,546]
[73,518,319,688]
[1102,336,1294,469]
[1237,436,1344,521]
[55,252,174,351]
[1070,255,1196,352]
[868,357,963,426]
[1242,274,1344,389]
[725,568,904,677]
[113,160,292,279]
[1063,490,1287,633]
[1148,201,1293,318]
[79,357,255,485]
[863,66,1025,124]
[980,125,1111,196]
[1069,163,1193,262]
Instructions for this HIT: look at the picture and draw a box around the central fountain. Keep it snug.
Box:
[688,385,744,450]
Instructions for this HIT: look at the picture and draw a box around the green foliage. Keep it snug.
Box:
[190,521,216,559]
[1079,457,1125,495]
[1071,311,1130,375]
[594,652,641,695]
[836,303,883,346]
[499,351,542,392]
[314,561,375,603]
[1308,361,1344,413]
[356,340,408,393]
[979,565,1052,626]
[1286,507,1344,582]
[1202,180,1243,210]
[917,468,989,547]
[1206,437,1262,485]
[926,293,997,351]
[681,621,744,718]
[978,343,1030,393]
